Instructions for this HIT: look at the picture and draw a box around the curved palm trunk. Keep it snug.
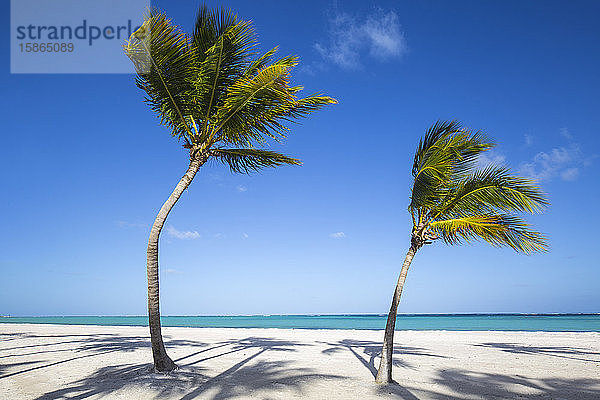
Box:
[375,246,417,384]
[147,153,206,372]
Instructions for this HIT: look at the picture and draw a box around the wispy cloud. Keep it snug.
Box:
[242,233,249,239]
[560,127,573,140]
[518,125,595,185]
[520,145,582,182]
[518,127,599,182]
[524,134,534,146]
[560,167,579,181]
[315,7,406,69]
[166,226,200,240]
[299,64,317,76]
[165,268,183,275]
[329,232,346,239]
[236,185,248,192]
[116,221,146,229]
[475,150,506,170]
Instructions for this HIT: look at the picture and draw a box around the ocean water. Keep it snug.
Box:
[1,314,599,331]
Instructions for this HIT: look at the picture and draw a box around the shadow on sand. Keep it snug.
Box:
[24,336,344,400]
[473,342,600,363]
[0,332,205,380]
[320,339,447,376]
[375,370,600,400]
[2,332,599,399]
[420,368,600,400]
[317,339,599,400]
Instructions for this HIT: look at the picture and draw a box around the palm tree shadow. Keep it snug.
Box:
[473,342,600,363]
[372,367,600,399]
[31,336,345,400]
[320,339,447,377]
[179,336,308,367]
[431,368,600,400]
[375,383,423,400]
[0,332,30,342]
[0,332,129,351]
[0,360,43,375]
[180,353,346,400]
[0,333,207,380]
[35,363,210,400]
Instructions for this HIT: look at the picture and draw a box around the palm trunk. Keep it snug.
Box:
[147,153,206,372]
[375,246,417,384]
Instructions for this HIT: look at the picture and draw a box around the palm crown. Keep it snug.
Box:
[408,120,548,254]
[124,7,336,172]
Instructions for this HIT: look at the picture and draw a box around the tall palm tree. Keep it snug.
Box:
[123,6,336,372]
[375,120,548,384]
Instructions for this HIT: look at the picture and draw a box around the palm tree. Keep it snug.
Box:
[374,120,548,384]
[123,6,336,372]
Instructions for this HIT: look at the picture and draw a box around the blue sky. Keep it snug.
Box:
[1,0,599,316]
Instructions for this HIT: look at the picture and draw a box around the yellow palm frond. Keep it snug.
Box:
[430,214,547,254]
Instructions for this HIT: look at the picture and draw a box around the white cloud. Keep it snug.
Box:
[364,10,405,59]
[242,233,249,239]
[518,127,594,182]
[520,144,582,182]
[524,134,534,146]
[560,167,579,181]
[166,226,200,240]
[315,8,406,69]
[165,268,183,275]
[236,185,247,192]
[329,232,346,239]
[299,64,317,76]
[214,233,224,239]
[560,127,573,140]
[475,151,506,169]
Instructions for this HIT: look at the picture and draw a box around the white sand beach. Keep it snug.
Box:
[1,324,599,399]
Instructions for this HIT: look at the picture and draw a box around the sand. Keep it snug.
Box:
[1,324,599,399]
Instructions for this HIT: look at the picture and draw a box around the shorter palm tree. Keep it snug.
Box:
[375,120,548,384]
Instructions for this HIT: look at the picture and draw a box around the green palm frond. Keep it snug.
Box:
[124,9,198,144]
[216,94,337,148]
[194,9,257,134]
[430,214,547,254]
[213,58,299,145]
[213,54,336,146]
[410,121,492,211]
[211,148,301,173]
[243,46,279,77]
[411,120,462,176]
[193,5,256,62]
[282,94,339,120]
[429,166,548,222]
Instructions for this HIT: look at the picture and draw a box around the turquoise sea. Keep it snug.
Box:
[1,314,599,331]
